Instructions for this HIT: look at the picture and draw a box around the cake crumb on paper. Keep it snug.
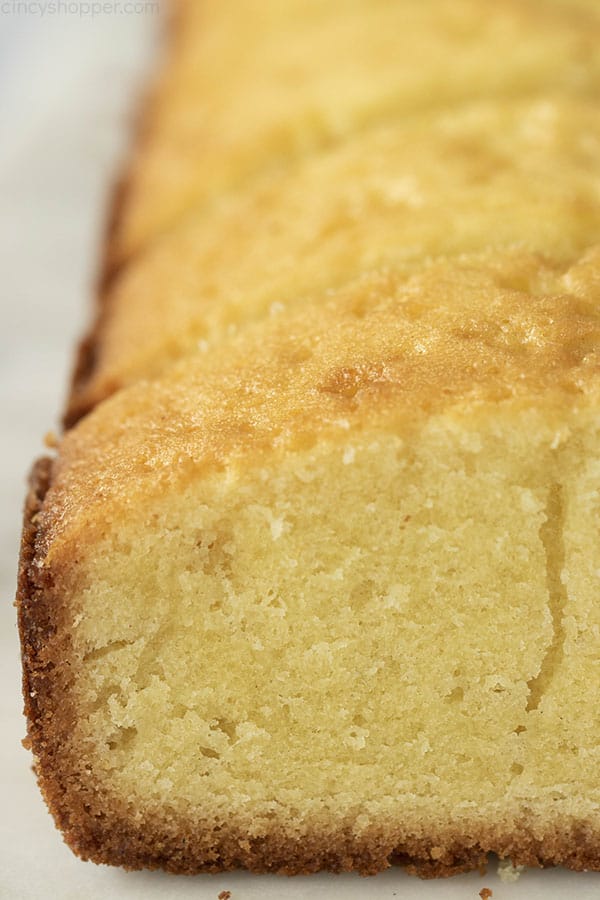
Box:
[479,888,493,900]
[217,891,231,900]
[497,858,525,882]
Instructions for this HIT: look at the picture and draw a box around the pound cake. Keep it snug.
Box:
[17,0,600,880]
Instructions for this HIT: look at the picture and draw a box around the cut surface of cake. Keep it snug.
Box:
[19,250,600,874]
[17,0,600,880]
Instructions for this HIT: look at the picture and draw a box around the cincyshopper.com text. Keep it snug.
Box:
[1,1,159,15]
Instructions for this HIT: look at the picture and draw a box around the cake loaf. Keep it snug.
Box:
[18,0,600,879]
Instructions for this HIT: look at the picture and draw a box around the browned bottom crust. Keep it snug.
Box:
[53,802,600,878]
[62,814,490,878]
[15,457,600,878]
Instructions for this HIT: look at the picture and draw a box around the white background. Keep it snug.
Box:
[0,5,599,899]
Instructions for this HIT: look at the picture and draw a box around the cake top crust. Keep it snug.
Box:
[71,94,600,420]
[42,248,600,559]
[113,0,600,261]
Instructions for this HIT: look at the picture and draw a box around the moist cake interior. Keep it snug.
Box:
[62,404,600,851]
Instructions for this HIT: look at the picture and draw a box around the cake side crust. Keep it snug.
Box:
[16,457,110,859]
[18,456,56,752]
[15,457,88,849]
[63,0,185,431]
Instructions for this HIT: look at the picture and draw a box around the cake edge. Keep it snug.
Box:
[17,456,55,759]
[16,455,77,844]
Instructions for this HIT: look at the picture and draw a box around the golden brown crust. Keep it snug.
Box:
[64,0,600,429]
[16,458,75,840]
[16,459,84,845]
[54,803,600,877]
[18,457,55,751]
[68,92,600,428]
[107,0,600,261]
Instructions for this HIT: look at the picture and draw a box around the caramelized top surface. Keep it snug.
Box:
[46,249,600,558]
[112,0,600,261]
[74,94,600,418]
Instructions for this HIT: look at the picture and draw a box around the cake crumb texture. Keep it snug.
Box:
[17,0,600,880]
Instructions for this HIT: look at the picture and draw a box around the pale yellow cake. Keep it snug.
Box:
[18,0,600,879]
